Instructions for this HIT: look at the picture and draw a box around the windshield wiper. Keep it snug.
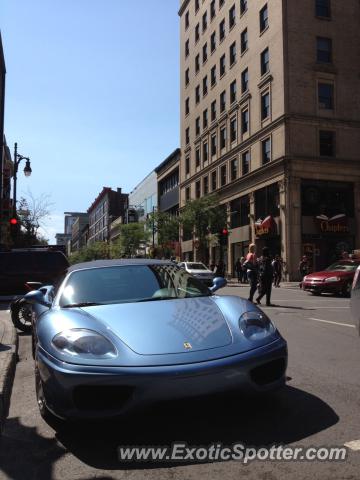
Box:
[62,302,103,308]
[135,296,176,303]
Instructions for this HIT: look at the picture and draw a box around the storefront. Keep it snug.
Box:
[254,215,282,257]
[301,180,355,271]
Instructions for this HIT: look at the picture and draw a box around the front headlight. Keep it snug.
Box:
[52,329,117,358]
[239,311,276,341]
[324,276,340,283]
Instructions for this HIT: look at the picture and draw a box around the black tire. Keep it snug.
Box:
[11,299,33,333]
[311,291,321,296]
[342,282,351,298]
[35,362,67,430]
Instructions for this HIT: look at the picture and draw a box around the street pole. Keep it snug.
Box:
[13,142,18,218]
[152,205,155,248]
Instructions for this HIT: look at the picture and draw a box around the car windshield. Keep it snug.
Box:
[59,264,211,307]
[187,263,208,270]
[325,262,359,272]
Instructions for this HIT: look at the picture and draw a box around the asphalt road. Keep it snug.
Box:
[0,285,359,480]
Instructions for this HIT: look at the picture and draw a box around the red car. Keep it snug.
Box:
[302,260,360,297]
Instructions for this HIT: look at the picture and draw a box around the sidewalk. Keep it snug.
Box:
[227,278,300,289]
[0,306,18,434]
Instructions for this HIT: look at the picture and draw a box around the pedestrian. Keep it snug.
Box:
[240,256,247,283]
[256,247,274,306]
[244,243,258,302]
[272,254,282,287]
[298,255,310,286]
[214,260,225,277]
[235,258,242,283]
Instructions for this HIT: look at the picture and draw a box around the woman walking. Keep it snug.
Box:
[245,244,258,302]
[256,247,274,306]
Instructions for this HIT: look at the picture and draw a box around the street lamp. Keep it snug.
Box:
[13,142,32,217]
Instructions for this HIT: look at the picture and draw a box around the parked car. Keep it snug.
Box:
[302,259,360,297]
[350,265,360,335]
[27,259,287,426]
[0,248,69,296]
[178,261,214,286]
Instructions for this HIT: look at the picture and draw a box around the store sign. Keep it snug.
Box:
[254,216,277,236]
[315,214,349,233]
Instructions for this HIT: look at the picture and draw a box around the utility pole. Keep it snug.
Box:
[152,205,155,248]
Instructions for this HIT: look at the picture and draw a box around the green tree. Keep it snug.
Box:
[179,195,227,262]
[112,222,149,258]
[146,211,180,257]
[15,193,53,246]
[68,241,111,265]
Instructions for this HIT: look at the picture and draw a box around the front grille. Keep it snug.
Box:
[73,385,134,411]
[250,358,286,386]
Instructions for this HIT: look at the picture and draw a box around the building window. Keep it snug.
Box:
[202,43,208,63]
[211,170,217,191]
[230,79,237,103]
[185,155,190,175]
[211,100,217,121]
[241,108,249,133]
[220,126,226,149]
[185,97,190,115]
[259,4,269,32]
[203,108,208,129]
[185,186,191,202]
[219,0,225,9]
[219,19,226,41]
[242,150,250,175]
[202,11,208,32]
[211,31,216,52]
[229,41,236,66]
[261,47,269,75]
[211,133,217,156]
[185,11,189,29]
[317,37,332,63]
[220,164,227,186]
[185,68,190,86]
[318,82,334,109]
[230,158,238,180]
[196,147,201,167]
[185,127,190,145]
[203,141,208,161]
[195,85,200,103]
[220,54,226,76]
[229,4,236,28]
[316,0,331,18]
[195,116,201,136]
[220,90,226,113]
[195,23,200,43]
[203,75,208,96]
[195,180,201,198]
[230,116,237,142]
[262,137,271,164]
[211,65,216,86]
[210,0,216,19]
[203,176,209,195]
[319,130,335,156]
[255,183,279,219]
[195,0,200,13]
[261,91,270,120]
[240,0,248,15]
[195,54,200,73]
[241,68,249,94]
[185,39,190,58]
[241,28,248,53]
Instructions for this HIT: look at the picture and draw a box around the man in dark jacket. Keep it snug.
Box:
[256,247,274,306]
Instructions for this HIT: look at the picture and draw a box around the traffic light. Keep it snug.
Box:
[218,227,229,246]
[9,217,20,240]
[9,218,18,226]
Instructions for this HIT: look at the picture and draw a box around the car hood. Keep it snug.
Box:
[83,297,232,355]
[188,269,213,276]
[306,270,353,280]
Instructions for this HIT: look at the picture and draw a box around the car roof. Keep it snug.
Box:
[67,258,173,273]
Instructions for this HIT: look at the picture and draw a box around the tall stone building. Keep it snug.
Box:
[179,0,360,279]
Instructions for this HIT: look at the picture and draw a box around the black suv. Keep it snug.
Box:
[0,249,69,295]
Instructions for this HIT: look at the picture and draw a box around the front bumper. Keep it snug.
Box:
[36,338,287,420]
[302,281,343,294]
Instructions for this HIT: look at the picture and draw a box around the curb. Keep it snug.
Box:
[0,310,18,435]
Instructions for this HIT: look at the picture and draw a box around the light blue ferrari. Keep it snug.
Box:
[26,259,287,425]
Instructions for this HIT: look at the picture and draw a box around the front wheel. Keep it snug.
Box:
[341,282,351,298]
[11,299,33,333]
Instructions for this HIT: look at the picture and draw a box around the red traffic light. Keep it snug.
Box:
[222,228,228,235]
[9,218,18,225]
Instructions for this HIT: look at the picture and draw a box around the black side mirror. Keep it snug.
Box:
[209,276,227,293]
[24,290,51,308]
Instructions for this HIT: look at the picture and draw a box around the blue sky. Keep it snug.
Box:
[1,0,180,241]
